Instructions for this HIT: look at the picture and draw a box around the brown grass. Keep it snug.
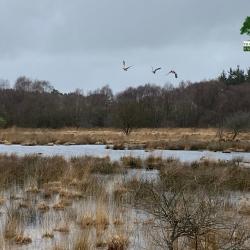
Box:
[96,239,107,248]
[107,235,129,250]
[18,202,30,209]
[145,155,165,169]
[1,127,250,151]
[25,185,40,194]
[77,176,107,198]
[113,185,128,203]
[42,232,54,239]
[0,154,68,188]
[4,206,22,240]
[0,197,5,206]
[37,202,50,212]
[79,214,95,229]
[61,198,73,207]
[52,244,64,250]
[95,206,110,230]
[53,224,70,233]
[112,144,126,150]
[78,205,110,231]
[4,220,18,240]
[113,218,124,226]
[15,235,32,245]
[59,189,83,199]
[73,235,90,250]
[71,156,123,175]
[159,159,250,192]
[121,156,143,168]
[52,201,65,211]
[0,152,249,249]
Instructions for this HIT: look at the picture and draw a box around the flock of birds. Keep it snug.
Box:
[122,60,178,78]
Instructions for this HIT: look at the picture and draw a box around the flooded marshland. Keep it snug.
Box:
[0,152,250,249]
[1,144,250,162]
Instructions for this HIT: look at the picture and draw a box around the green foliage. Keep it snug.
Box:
[218,70,227,82]
[241,16,250,35]
[244,46,250,52]
[246,68,250,81]
[218,66,247,85]
[0,117,7,128]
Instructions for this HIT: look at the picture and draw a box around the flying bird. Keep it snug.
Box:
[167,70,178,78]
[122,60,133,71]
[151,67,162,74]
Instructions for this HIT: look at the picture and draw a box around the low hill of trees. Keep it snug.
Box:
[0,66,250,130]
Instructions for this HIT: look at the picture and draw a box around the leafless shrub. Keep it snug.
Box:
[225,112,250,140]
[135,182,250,250]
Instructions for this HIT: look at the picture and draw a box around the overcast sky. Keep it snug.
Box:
[0,0,249,93]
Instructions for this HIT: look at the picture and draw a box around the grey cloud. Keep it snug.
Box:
[0,0,249,91]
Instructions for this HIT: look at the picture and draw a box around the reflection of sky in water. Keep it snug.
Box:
[1,144,250,162]
[1,171,154,250]
[1,145,250,249]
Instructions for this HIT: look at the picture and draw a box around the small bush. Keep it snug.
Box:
[121,156,143,168]
[107,235,129,250]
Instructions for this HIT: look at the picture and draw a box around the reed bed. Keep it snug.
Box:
[0,154,249,249]
[1,127,250,152]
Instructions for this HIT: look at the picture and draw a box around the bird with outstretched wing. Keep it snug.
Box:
[167,70,178,78]
[152,66,162,74]
[122,60,133,71]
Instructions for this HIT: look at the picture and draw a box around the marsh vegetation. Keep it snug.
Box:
[1,128,250,153]
[0,154,250,249]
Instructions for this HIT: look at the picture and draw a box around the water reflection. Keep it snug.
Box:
[1,144,250,162]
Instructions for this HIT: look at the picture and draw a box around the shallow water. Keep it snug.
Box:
[0,171,154,250]
[1,144,250,162]
[0,148,249,249]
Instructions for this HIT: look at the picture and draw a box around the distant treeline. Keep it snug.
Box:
[0,66,250,130]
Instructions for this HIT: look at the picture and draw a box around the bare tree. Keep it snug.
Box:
[0,79,10,89]
[135,184,221,250]
[134,182,250,250]
[115,90,138,135]
[14,76,33,92]
[225,112,250,140]
[217,220,250,250]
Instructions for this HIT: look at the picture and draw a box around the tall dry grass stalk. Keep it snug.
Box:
[73,232,91,250]
[107,234,129,250]
[95,203,110,231]
[4,206,20,240]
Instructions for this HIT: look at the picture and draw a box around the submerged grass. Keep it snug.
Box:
[0,153,250,249]
[0,154,124,191]
[107,235,129,250]
[70,156,123,175]
[73,236,90,250]
[121,156,143,168]
[159,158,250,192]
[2,153,249,194]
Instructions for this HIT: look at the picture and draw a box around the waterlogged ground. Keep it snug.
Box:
[1,151,250,249]
[0,168,248,250]
[1,144,250,162]
[0,170,158,250]
[1,170,250,250]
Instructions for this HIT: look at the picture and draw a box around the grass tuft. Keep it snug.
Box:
[15,235,32,245]
[107,235,129,250]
